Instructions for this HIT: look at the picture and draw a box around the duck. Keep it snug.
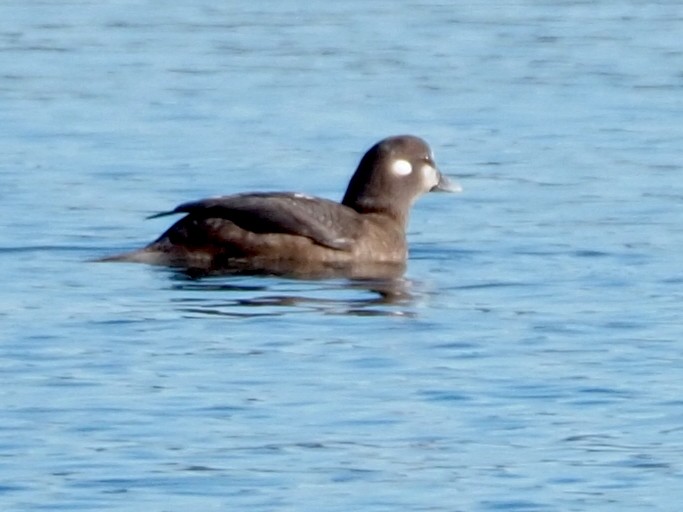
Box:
[99,135,460,278]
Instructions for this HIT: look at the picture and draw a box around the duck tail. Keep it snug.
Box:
[92,248,155,264]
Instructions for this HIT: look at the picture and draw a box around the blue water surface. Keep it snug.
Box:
[2,1,683,511]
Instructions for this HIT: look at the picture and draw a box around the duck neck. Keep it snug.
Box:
[342,195,409,229]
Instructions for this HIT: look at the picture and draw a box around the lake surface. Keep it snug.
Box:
[2,1,683,510]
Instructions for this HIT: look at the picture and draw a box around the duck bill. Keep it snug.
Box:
[431,172,462,193]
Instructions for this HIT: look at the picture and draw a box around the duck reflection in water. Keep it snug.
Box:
[168,268,416,318]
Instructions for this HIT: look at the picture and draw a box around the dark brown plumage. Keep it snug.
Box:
[99,135,460,277]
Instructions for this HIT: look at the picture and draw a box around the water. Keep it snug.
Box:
[2,1,683,510]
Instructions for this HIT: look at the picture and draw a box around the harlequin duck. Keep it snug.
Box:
[99,135,460,277]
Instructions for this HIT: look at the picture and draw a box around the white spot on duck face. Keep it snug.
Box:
[421,163,439,189]
[390,158,413,176]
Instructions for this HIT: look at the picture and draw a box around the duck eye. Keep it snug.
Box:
[390,159,413,176]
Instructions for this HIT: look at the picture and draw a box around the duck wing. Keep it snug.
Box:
[149,192,360,251]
